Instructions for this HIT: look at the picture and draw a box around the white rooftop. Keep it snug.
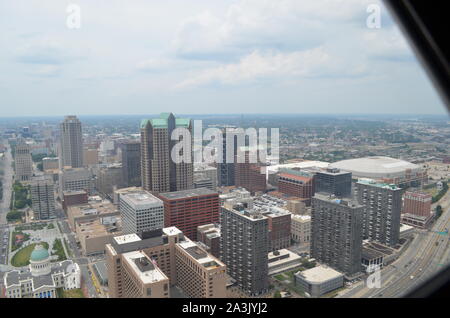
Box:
[121,191,163,208]
[113,233,141,245]
[291,214,311,222]
[123,251,168,284]
[162,226,182,236]
[296,265,344,283]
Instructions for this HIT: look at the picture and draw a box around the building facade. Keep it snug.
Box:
[278,171,314,205]
[31,175,55,220]
[120,141,141,187]
[401,191,433,228]
[14,142,33,182]
[315,168,352,197]
[119,190,164,235]
[106,227,226,298]
[60,115,83,168]
[158,188,220,241]
[311,194,363,278]
[4,244,81,298]
[354,179,403,247]
[140,113,193,193]
[220,206,269,296]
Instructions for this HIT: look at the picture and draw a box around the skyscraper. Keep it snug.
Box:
[14,141,33,182]
[218,129,240,187]
[59,115,83,168]
[140,113,193,193]
[220,205,269,296]
[31,175,55,220]
[354,179,403,247]
[120,141,141,187]
[311,193,363,278]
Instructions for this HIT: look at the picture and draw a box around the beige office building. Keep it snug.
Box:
[291,214,311,244]
[106,227,226,298]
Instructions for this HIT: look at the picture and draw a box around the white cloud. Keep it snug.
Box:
[175,47,367,89]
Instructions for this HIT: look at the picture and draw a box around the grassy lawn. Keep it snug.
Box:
[11,242,49,267]
[10,231,30,252]
[56,288,84,298]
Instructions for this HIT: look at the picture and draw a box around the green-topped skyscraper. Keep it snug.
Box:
[140,112,193,193]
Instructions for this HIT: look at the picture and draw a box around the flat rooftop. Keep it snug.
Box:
[123,251,168,284]
[178,240,225,269]
[357,178,401,190]
[76,218,121,238]
[313,193,362,208]
[159,187,217,200]
[113,233,142,245]
[121,191,162,206]
[296,265,344,283]
[68,201,119,218]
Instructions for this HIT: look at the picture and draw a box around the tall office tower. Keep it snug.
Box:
[354,179,403,247]
[315,168,352,197]
[140,113,193,193]
[218,129,241,187]
[119,190,164,235]
[106,227,226,298]
[401,191,433,228]
[311,194,363,277]
[120,141,141,187]
[234,147,267,194]
[59,115,83,168]
[158,188,219,241]
[220,205,269,296]
[14,141,33,182]
[30,175,55,220]
[277,170,315,205]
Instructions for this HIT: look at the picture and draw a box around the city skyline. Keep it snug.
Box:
[0,0,447,117]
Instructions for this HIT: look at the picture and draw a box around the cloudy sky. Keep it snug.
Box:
[0,0,446,117]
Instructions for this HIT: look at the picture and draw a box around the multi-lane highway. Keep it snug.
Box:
[340,189,450,298]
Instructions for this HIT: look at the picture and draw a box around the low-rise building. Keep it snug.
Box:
[268,249,302,275]
[294,265,344,298]
[67,199,120,231]
[76,217,122,256]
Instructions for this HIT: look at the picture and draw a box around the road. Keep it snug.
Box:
[0,146,13,226]
[340,189,450,298]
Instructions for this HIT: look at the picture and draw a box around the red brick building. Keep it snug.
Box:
[158,188,219,241]
[401,191,432,228]
[278,173,315,206]
[263,209,292,251]
[62,190,88,211]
